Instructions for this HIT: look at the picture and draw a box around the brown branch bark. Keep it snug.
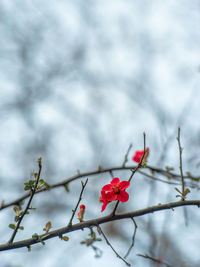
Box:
[0,199,199,252]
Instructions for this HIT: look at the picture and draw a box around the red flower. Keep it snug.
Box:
[78,204,85,221]
[132,147,149,164]
[100,177,130,212]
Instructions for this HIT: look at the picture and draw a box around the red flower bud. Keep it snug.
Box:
[78,204,85,221]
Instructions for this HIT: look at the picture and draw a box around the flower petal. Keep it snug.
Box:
[132,148,149,164]
[102,184,113,191]
[110,177,120,185]
[101,201,108,212]
[117,190,129,202]
[132,151,143,163]
[132,156,139,163]
[119,181,130,190]
[106,192,117,201]
[100,191,106,201]
[80,204,85,210]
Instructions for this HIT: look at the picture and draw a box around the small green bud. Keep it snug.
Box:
[9,224,16,230]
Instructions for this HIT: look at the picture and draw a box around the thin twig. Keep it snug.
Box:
[0,199,200,251]
[183,205,188,226]
[137,253,172,267]
[140,170,200,189]
[129,132,146,182]
[146,165,199,181]
[124,218,137,259]
[87,227,103,258]
[122,143,132,167]
[138,170,181,186]
[97,225,131,266]
[177,128,189,225]
[112,133,146,215]
[177,127,185,200]
[8,158,42,244]
[67,178,88,226]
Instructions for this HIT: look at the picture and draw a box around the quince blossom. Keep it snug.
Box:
[100,177,130,212]
[132,147,149,165]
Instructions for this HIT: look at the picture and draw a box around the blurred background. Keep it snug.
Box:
[0,0,200,266]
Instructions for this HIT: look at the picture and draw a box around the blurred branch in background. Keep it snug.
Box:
[1,163,199,211]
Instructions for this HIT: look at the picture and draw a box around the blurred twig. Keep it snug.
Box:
[97,225,131,266]
[124,218,137,259]
[122,143,132,167]
[137,253,173,267]
[138,170,180,185]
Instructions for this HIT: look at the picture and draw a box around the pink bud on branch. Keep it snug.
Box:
[77,204,85,222]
